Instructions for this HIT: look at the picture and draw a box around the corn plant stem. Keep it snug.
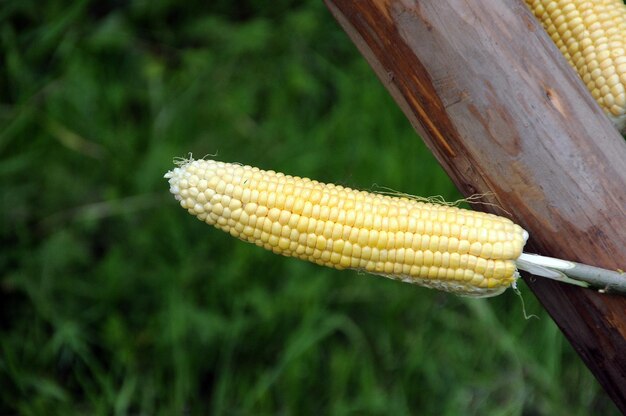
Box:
[518,253,626,294]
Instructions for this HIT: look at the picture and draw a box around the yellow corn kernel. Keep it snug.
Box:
[165,158,529,297]
[525,0,626,132]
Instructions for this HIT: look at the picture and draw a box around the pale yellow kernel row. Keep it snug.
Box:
[180,164,522,242]
[184,188,523,256]
[210,214,516,289]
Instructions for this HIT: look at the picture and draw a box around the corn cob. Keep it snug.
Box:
[165,158,529,297]
[525,0,626,133]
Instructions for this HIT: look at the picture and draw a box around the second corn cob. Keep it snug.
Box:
[165,158,529,298]
[525,0,626,132]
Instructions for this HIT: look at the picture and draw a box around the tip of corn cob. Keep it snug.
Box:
[165,157,529,298]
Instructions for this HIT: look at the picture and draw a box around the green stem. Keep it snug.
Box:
[516,253,626,295]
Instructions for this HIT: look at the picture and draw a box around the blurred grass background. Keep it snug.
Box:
[0,0,620,414]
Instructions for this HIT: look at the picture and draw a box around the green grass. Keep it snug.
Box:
[0,0,619,414]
